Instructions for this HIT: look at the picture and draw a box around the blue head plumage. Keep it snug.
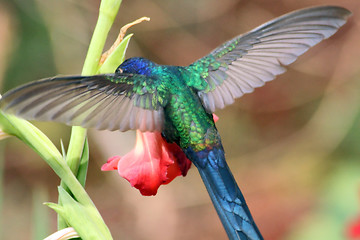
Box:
[116,57,156,76]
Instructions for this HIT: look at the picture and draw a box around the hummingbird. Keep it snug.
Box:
[0,6,351,240]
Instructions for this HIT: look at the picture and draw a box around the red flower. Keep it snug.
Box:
[346,190,360,239]
[102,114,218,196]
[348,217,360,239]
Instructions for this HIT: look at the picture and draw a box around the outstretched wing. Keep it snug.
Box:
[0,74,167,132]
[187,6,351,112]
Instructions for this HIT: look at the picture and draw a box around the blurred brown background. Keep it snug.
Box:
[0,0,360,239]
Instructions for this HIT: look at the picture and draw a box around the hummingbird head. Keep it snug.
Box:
[116,57,156,76]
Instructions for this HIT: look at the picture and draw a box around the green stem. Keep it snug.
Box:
[0,113,114,240]
[0,142,4,240]
[65,128,87,175]
[58,0,122,231]
[0,114,94,207]
[0,0,123,238]
[65,0,123,178]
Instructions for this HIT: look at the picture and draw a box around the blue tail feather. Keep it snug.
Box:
[185,147,263,240]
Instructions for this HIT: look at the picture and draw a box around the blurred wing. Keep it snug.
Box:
[0,74,166,132]
[188,6,351,112]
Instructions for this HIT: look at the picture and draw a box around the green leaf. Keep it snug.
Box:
[47,186,112,240]
[97,33,133,74]
[77,139,89,187]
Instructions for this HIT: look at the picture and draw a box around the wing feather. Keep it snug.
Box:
[188,6,351,112]
[1,74,166,132]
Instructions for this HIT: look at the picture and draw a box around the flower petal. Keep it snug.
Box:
[212,113,219,123]
[165,141,191,177]
[101,113,222,195]
[116,131,185,196]
[347,217,360,239]
[44,227,79,240]
[101,156,121,171]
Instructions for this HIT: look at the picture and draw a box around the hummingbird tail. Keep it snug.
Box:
[186,147,263,240]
